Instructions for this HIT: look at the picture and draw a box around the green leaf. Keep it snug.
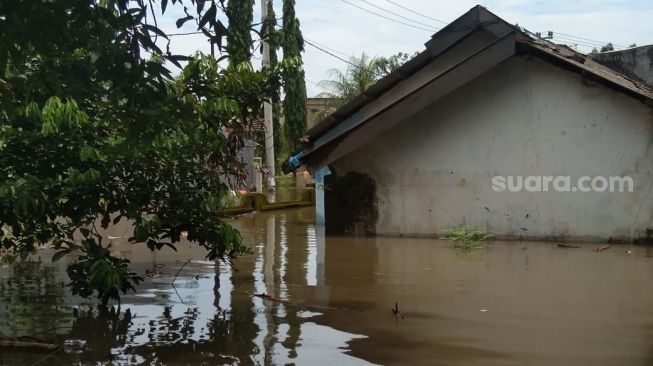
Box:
[143,24,168,39]
[198,3,216,30]
[89,260,110,286]
[79,228,91,237]
[1,0,275,306]
[52,249,70,262]
[176,15,194,28]
[166,55,192,69]
[100,215,110,229]
[213,19,227,38]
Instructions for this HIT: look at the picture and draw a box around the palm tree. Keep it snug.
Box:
[317,53,383,110]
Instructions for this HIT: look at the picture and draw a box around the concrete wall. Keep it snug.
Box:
[330,56,653,241]
[590,45,653,88]
[306,98,338,130]
[233,139,256,190]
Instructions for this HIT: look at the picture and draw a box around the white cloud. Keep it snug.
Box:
[160,0,653,96]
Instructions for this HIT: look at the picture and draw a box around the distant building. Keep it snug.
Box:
[286,5,653,242]
[589,45,653,88]
[306,97,339,130]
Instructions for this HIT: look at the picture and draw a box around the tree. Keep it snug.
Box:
[600,42,615,52]
[226,0,254,66]
[0,0,285,306]
[317,53,383,109]
[281,0,308,153]
[313,51,415,123]
[317,51,416,111]
[375,51,418,76]
[261,0,285,168]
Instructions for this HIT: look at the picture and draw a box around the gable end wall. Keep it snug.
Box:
[329,56,653,241]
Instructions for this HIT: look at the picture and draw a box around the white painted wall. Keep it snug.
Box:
[331,56,653,241]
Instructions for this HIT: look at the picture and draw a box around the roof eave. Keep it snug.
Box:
[516,40,653,104]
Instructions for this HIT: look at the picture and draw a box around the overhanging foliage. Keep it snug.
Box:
[0,0,295,305]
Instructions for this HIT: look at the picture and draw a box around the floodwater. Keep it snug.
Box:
[266,174,312,203]
[2,207,653,365]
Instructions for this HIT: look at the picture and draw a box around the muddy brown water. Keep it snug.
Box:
[2,207,653,365]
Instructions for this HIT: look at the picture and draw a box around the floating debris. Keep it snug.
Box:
[392,302,406,319]
[593,245,611,253]
[557,243,580,249]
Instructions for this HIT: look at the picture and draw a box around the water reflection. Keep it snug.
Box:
[0,260,73,339]
[0,208,371,366]
[266,174,312,203]
[2,207,653,366]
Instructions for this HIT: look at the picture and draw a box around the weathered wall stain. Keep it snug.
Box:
[324,171,378,235]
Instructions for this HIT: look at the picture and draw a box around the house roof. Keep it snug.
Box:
[286,5,653,173]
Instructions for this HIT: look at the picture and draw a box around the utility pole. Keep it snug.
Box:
[261,0,276,191]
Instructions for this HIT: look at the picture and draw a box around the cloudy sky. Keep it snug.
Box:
[158,1,653,97]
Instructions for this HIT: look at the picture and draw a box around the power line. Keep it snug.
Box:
[553,34,603,45]
[553,35,624,51]
[345,0,629,52]
[553,32,627,49]
[283,25,360,61]
[303,37,351,58]
[553,37,606,50]
[554,35,617,48]
[552,38,599,50]
[381,0,449,25]
[167,16,284,37]
[167,31,203,37]
[338,0,436,32]
[358,0,440,30]
[369,0,628,50]
[304,39,383,77]
[304,39,362,69]
[166,12,630,62]
[277,24,374,73]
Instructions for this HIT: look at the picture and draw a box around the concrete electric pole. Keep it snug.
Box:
[261,0,276,191]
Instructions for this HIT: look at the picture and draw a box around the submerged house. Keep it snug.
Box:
[286,6,653,242]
